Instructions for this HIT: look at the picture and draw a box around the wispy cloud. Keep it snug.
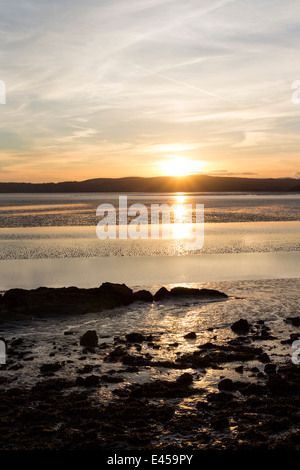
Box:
[1,0,300,181]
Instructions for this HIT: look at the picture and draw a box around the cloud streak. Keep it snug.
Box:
[0,0,300,181]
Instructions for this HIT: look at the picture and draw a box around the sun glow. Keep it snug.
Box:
[158,157,205,177]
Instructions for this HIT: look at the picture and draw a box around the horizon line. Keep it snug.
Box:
[0,174,299,185]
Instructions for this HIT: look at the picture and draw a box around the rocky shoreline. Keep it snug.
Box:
[0,283,300,451]
[0,282,228,316]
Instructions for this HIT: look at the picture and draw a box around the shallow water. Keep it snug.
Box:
[0,221,299,260]
[1,278,299,397]
[0,192,299,228]
[0,192,299,290]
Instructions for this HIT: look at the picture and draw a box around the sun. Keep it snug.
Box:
[158,156,205,177]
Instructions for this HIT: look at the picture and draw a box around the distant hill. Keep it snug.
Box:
[0,175,299,193]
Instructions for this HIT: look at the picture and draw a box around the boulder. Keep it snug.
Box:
[98,282,134,306]
[285,316,300,327]
[80,330,98,347]
[1,283,135,315]
[76,374,100,387]
[153,287,170,301]
[40,362,62,375]
[125,332,146,343]
[218,378,235,391]
[184,332,197,340]
[231,319,250,334]
[153,286,228,301]
[170,287,227,299]
[133,290,153,302]
[176,373,193,385]
[264,363,277,375]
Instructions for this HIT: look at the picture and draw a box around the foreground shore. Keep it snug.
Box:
[0,282,300,450]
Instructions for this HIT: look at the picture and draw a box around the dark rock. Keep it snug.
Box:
[217,378,248,392]
[80,330,98,347]
[184,332,197,340]
[170,286,228,299]
[98,282,134,306]
[2,283,227,317]
[83,375,100,387]
[133,290,153,302]
[231,319,250,334]
[11,338,24,347]
[106,346,127,361]
[198,342,215,349]
[77,365,94,374]
[281,334,299,345]
[153,287,170,301]
[176,373,193,385]
[100,375,124,383]
[218,378,235,391]
[40,362,62,375]
[125,332,146,343]
[122,354,152,366]
[145,335,154,341]
[124,366,139,373]
[2,282,135,316]
[75,376,85,386]
[207,392,234,403]
[153,286,227,301]
[285,316,300,327]
[264,363,277,375]
[258,353,271,363]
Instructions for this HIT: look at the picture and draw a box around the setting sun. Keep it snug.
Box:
[158,157,205,177]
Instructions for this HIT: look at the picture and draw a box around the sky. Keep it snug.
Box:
[0,0,300,182]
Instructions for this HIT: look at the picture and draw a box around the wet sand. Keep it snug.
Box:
[0,283,300,451]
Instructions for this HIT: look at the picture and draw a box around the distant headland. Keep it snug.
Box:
[0,175,299,193]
